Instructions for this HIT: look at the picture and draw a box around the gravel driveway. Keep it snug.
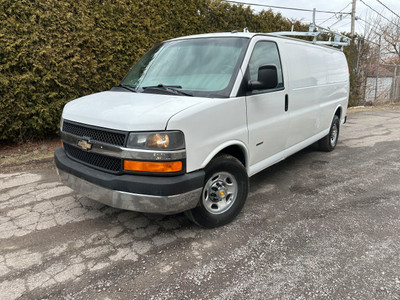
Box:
[1,109,400,299]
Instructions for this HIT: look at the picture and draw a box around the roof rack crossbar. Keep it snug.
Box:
[271,31,320,38]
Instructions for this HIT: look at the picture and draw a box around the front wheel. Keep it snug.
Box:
[319,115,340,152]
[186,154,249,228]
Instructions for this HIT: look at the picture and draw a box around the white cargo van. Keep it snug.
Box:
[55,32,349,228]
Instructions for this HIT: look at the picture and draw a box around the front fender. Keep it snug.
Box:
[201,140,249,171]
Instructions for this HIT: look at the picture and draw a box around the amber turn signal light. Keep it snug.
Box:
[124,160,183,173]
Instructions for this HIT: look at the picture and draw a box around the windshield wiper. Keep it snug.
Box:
[117,84,137,92]
[142,84,193,96]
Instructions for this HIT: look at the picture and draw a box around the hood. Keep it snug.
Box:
[62,91,206,131]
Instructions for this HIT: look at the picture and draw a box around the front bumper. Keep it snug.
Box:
[54,147,204,214]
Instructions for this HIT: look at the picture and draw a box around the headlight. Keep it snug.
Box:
[126,131,185,150]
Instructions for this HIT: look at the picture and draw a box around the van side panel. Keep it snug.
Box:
[280,41,349,149]
[281,42,326,148]
[320,51,349,127]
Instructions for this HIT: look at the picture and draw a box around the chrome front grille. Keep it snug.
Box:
[62,121,127,146]
[63,143,123,173]
[61,120,127,173]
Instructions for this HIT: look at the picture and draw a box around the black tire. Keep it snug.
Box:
[319,115,340,152]
[185,154,249,228]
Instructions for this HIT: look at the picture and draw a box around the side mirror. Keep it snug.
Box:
[248,65,278,91]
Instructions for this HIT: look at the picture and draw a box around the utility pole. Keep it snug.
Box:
[351,0,357,38]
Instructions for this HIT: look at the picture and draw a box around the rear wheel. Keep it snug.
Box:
[319,115,340,152]
[186,154,248,228]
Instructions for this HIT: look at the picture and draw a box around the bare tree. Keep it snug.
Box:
[380,17,400,64]
[352,14,400,104]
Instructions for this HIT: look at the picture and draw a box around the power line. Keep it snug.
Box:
[359,0,400,28]
[340,21,353,28]
[362,37,380,46]
[355,18,382,45]
[375,0,400,20]
[357,17,376,29]
[328,14,350,29]
[357,17,382,37]
[319,2,352,25]
[356,19,366,30]
[222,0,352,15]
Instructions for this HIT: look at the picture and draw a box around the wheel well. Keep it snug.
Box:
[219,145,246,168]
[335,107,342,119]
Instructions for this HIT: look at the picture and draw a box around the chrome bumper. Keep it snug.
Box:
[58,169,202,214]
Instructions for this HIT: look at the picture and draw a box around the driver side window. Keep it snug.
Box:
[248,41,284,90]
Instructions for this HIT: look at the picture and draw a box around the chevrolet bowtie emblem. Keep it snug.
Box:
[77,139,92,151]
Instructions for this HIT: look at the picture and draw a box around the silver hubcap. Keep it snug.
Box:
[330,123,338,147]
[202,172,238,215]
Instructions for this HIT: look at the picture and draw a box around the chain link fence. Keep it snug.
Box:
[363,66,400,104]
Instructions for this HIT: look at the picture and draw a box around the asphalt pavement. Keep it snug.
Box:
[1,109,399,299]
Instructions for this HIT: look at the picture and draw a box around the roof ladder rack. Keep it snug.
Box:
[270,8,351,50]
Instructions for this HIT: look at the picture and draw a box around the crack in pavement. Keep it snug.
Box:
[0,170,204,299]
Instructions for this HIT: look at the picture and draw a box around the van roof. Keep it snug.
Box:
[169,32,255,40]
[169,32,343,52]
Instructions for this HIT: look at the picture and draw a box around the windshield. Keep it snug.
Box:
[120,37,249,98]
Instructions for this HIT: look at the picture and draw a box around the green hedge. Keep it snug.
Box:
[0,0,305,142]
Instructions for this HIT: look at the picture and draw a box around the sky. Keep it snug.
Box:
[232,0,400,35]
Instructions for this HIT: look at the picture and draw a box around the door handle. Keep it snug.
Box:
[285,94,289,112]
